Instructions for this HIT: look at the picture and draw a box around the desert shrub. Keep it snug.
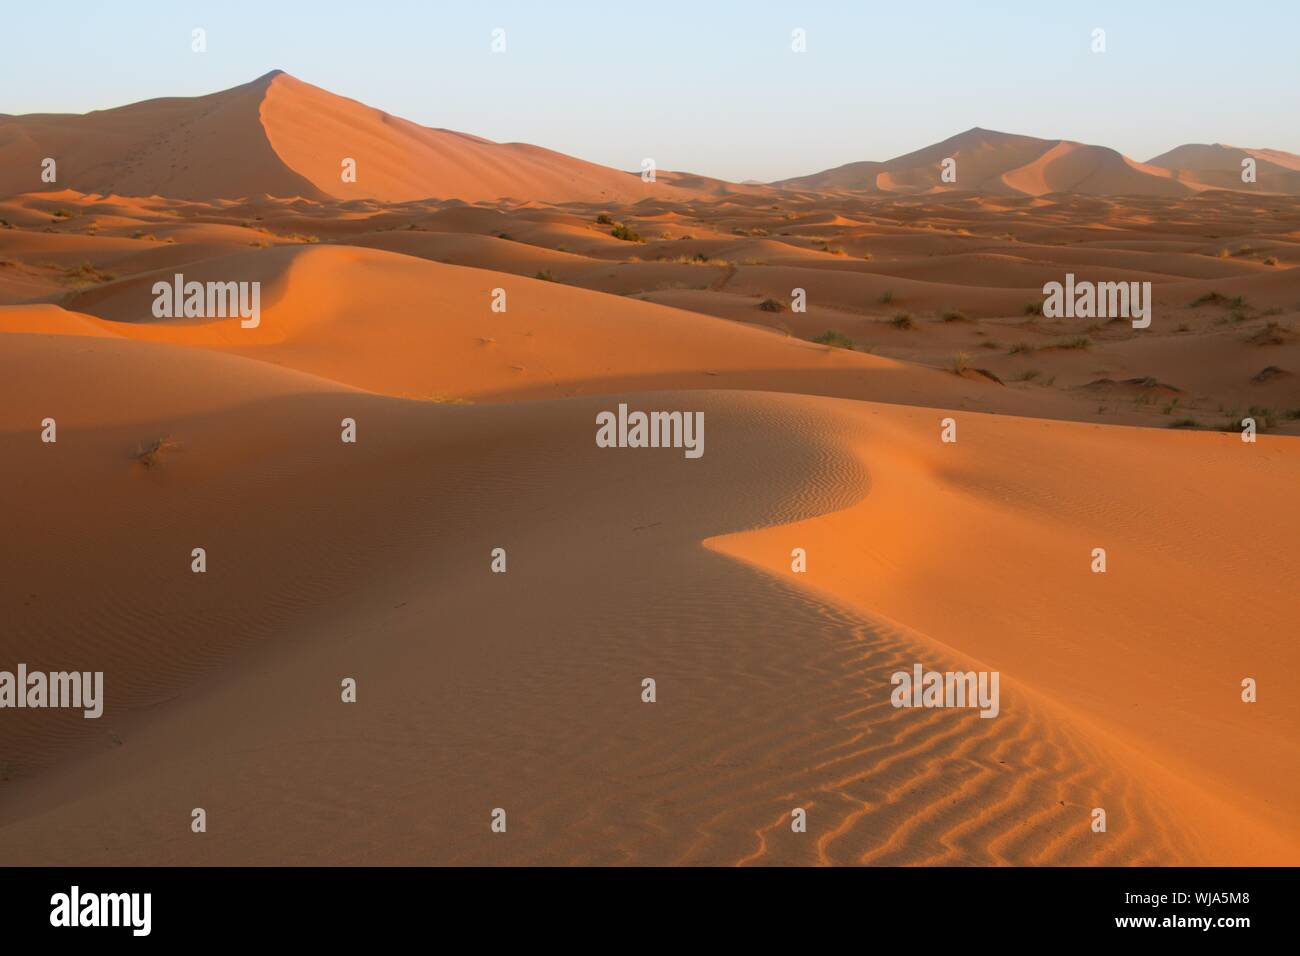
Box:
[1054,336,1091,349]
[134,436,181,467]
[812,330,855,349]
[61,262,116,283]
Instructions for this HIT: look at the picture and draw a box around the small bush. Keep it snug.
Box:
[758,298,785,313]
[1024,300,1044,316]
[951,352,970,374]
[1008,342,1035,355]
[812,330,855,350]
[889,313,914,330]
[941,309,969,323]
[611,224,643,242]
[61,262,116,284]
[880,290,894,304]
[596,214,613,225]
[134,436,181,468]
[534,270,558,282]
[1264,256,1279,266]
[1054,336,1090,349]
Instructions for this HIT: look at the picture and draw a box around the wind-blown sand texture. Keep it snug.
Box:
[0,75,1296,866]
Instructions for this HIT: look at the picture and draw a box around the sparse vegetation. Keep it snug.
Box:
[1008,342,1036,355]
[1053,336,1091,350]
[1249,320,1291,345]
[610,223,643,242]
[812,330,855,350]
[60,262,117,284]
[880,289,894,304]
[51,209,72,220]
[1169,419,1200,429]
[284,233,320,243]
[758,297,785,313]
[134,436,181,468]
[1024,300,1044,316]
[1014,368,1041,382]
[889,312,914,330]
[131,231,157,240]
[596,214,613,225]
[941,309,969,323]
[1264,256,1279,266]
[950,352,970,374]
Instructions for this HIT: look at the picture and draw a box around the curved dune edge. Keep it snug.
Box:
[0,322,1235,866]
[704,395,1300,865]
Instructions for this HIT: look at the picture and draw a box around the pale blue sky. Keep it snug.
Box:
[3,1,1296,182]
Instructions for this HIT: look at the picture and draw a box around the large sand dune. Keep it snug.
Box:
[0,96,1297,867]
[0,72,702,204]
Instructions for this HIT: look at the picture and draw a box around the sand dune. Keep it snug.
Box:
[1,111,1296,869]
[0,332,1250,864]
[1147,143,1300,193]
[779,127,1300,197]
[0,72,703,204]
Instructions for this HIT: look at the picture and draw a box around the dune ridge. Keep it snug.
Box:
[0,88,1296,866]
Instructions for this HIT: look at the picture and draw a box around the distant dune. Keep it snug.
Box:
[778,127,1300,197]
[4,77,1299,202]
[1146,143,1300,194]
[0,72,711,204]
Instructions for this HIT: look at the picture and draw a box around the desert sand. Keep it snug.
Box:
[0,74,1296,866]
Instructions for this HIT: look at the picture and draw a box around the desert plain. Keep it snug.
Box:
[0,72,1296,865]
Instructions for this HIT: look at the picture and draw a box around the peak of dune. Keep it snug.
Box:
[0,72,710,204]
[778,128,1300,197]
[1145,142,1300,192]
